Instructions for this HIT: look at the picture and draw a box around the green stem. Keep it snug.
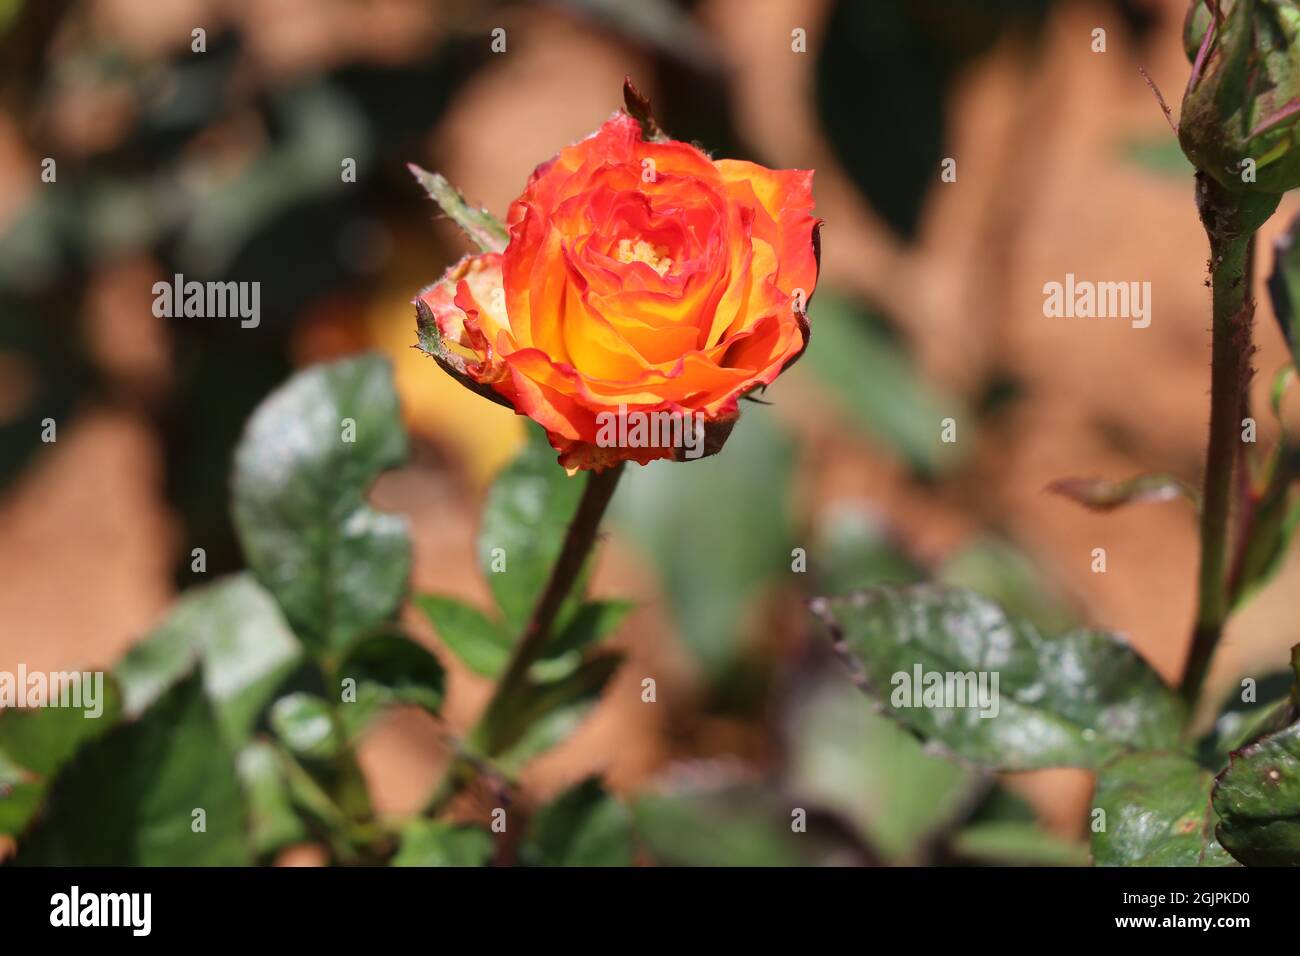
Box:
[424,462,625,815]
[1180,175,1279,706]
[317,657,376,856]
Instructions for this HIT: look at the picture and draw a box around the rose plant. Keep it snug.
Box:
[5,44,1300,868]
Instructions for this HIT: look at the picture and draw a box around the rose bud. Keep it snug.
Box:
[1179,0,1300,195]
[414,108,819,472]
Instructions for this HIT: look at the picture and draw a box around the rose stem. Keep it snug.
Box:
[424,461,626,816]
[1180,174,1276,706]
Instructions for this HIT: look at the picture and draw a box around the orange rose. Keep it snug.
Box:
[415,110,819,471]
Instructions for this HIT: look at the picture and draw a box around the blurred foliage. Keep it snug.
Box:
[800,291,963,475]
[784,664,981,864]
[613,409,795,684]
[1269,211,1300,372]
[1123,134,1195,177]
[817,0,1051,238]
[18,674,252,865]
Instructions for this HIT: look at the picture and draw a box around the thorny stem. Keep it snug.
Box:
[423,462,625,816]
[1180,174,1278,706]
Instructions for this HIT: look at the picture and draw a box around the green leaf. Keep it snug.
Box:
[0,674,122,777]
[1231,491,1300,611]
[116,574,301,748]
[520,777,635,867]
[0,777,43,838]
[798,292,960,474]
[1212,721,1300,865]
[337,630,446,737]
[237,740,308,856]
[1198,670,1298,769]
[613,410,793,678]
[950,821,1090,867]
[943,782,1088,867]
[485,655,622,770]
[406,164,508,253]
[531,600,633,682]
[0,676,122,836]
[417,593,630,683]
[414,286,517,412]
[938,536,1077,635]
[784,666,980,863]
[232,354,410,653]
[269,693,341,760]
[1093,752,1234,867]
[391,819,493,867]
[811,500,925,596]
[1269,211,1300,369]
[478,426,587,633]
[16,672,252,865]
[492,707,594,778]
[415,594,512,677]
[634,777,858,866]
[811,584,1185,770]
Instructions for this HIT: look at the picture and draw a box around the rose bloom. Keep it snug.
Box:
[415,111,819,471]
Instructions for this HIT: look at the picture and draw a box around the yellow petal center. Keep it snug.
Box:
[616,238,673,276]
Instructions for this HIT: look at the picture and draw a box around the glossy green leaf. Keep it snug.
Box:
[478,426,587,633]
[784,666,980,863]
[269,693,341,760]
[1213,721,1300,865]
[17,672,252,865]
[337,631,446,737]
[520,777,635,867]
[232,354,410,652]
[391,820,493,867]
[811,584,1184,770]
[116,574,301,747]
[1092,752,1233,867]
